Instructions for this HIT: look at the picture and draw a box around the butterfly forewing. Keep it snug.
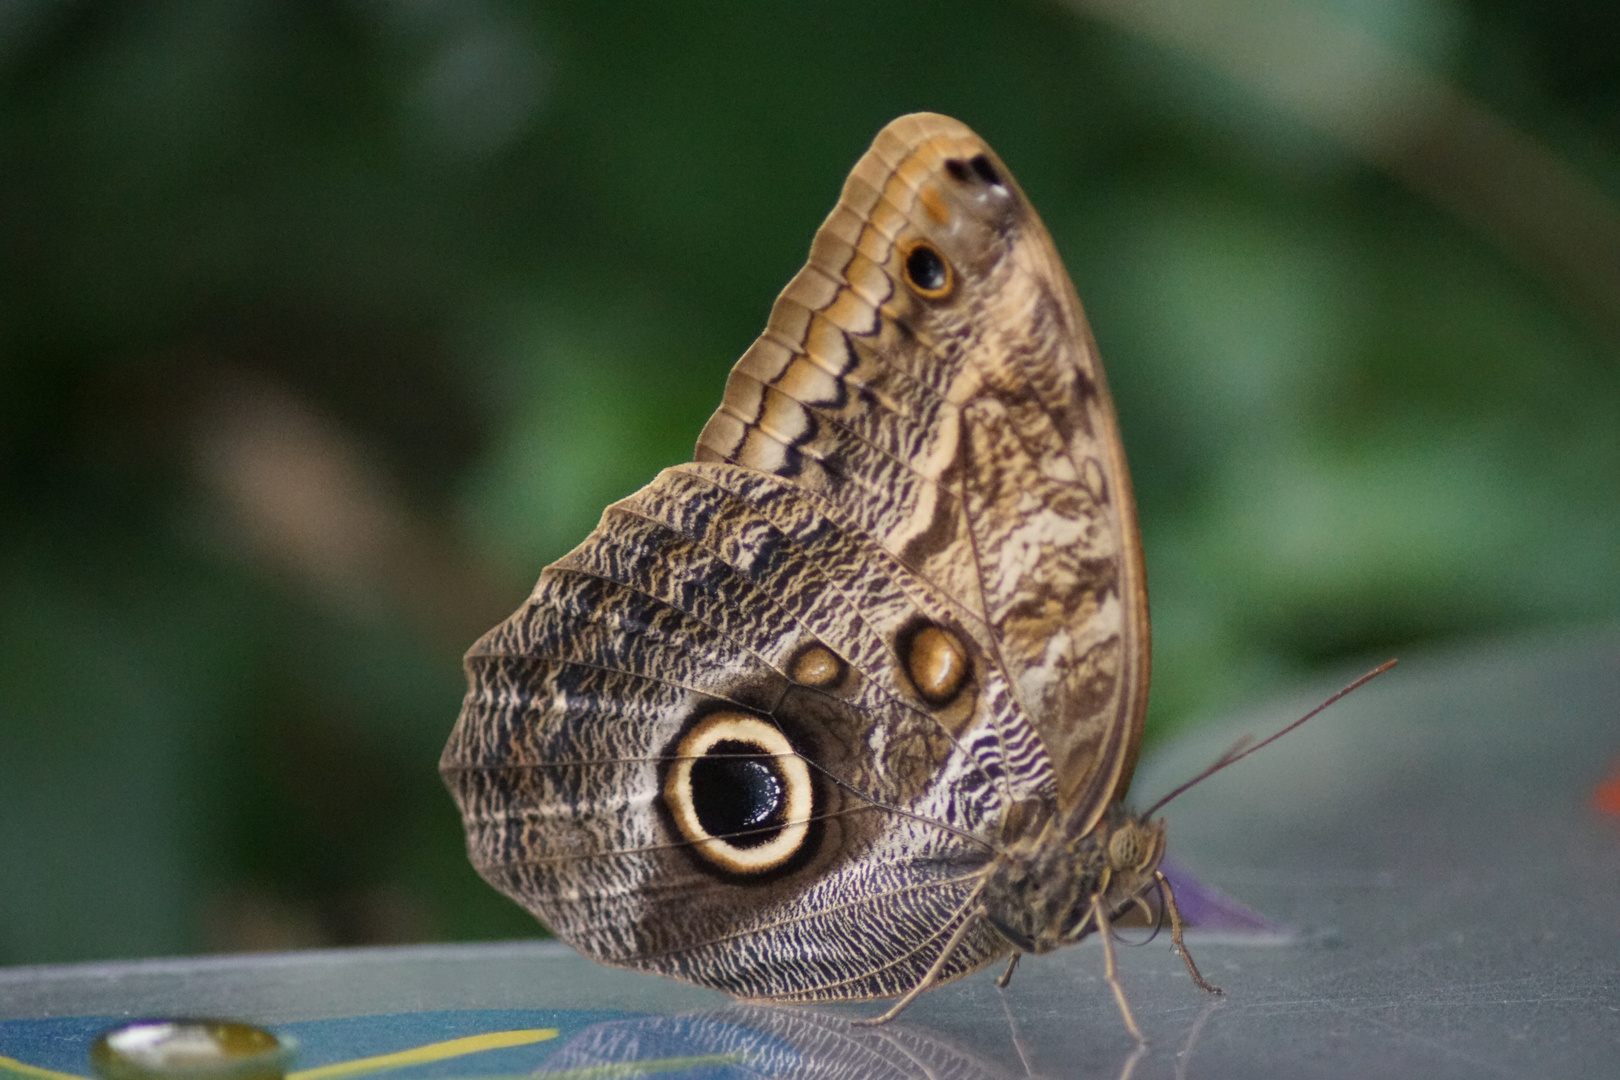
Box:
[696,113,1148,834]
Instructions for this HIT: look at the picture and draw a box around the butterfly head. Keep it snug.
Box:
[1091,812,1169,929]
[1105,814,1166,878]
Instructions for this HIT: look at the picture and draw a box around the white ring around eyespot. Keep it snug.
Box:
[664,712,813,874]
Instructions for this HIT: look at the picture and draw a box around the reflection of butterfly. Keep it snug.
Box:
[442,113,1219,1035]
[544,1005,1019,1079]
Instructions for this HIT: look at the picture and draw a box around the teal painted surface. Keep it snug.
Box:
[0,1007,838,1080]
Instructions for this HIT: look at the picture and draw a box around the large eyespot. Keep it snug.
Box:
[901,240,953,300]
[664,712,813,874]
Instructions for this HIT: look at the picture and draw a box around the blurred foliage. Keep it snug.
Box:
[0,0,1616,965]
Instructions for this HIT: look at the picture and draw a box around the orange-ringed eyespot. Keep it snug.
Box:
[902,241,953,299]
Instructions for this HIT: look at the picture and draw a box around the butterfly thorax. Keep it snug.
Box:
[979,808,1167,955]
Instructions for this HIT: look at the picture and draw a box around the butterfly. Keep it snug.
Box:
[441,112,1220,1036]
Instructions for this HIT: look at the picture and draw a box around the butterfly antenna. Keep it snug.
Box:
[1142,659,1397,819]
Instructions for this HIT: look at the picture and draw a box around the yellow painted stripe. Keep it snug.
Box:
[288,1029,559,1080]
[0,1056,88,1080]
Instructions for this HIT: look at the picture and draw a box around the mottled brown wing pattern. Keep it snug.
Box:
[695,113,1147,830]
[444,465,1013,998]
[441,112,1148,1002]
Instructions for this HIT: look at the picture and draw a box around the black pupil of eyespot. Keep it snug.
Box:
[690,739,786,848]
[969,154,1000,186]
[906,246,948,293]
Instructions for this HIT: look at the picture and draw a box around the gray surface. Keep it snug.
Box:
[3,627,1618,1077]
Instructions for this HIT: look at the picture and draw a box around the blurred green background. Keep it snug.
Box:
[1,0,1616,965]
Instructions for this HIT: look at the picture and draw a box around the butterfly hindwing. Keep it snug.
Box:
[445,463,1018,999]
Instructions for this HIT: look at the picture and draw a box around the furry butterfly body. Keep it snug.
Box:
[442,113,1212,1029]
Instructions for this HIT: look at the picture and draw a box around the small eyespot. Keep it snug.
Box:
[944,155,1002,187]
[791,643,845,689]
[902,241,953,299]
[904,623,969,706]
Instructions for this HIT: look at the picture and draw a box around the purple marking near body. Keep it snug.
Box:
[1159,854,1282,934]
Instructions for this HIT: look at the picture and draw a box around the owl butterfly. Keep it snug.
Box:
[443,112,1214,1037]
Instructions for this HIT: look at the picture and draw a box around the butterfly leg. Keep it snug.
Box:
[854,906,983,1027]
[1154,870,1222,995]
[1091,895,1145,1044]
[995,952,1021,988]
